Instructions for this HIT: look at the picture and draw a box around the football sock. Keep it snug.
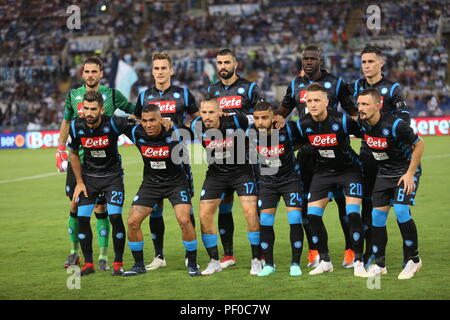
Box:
[78,216,93,264]
[260,225,275,266]
[183,240,198,268]
[347,211,365,261]
[290,223,304,265]
[149,215,164,259]
[308,214,329,260]
[336,197,351,250]
[361,198,373,261]
[372,226,387,268]
[109,214,125,263]
[202,234,219,260]
[95,211,109,259]
[128,241,144,266]
[218,206,234,256]
[68,212,79,254]
[398,219,420,263]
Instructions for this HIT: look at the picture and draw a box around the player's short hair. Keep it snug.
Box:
[142,104,161,114]
[361,45,383,57]
[83,91,104,106]
[307,82,328,94]
[359,88,381,103]
[217,48,237,60]
[152,52,172,67]
[200,99,219,109]
[254,101,273,112]
[303,45,322,57]
[83,56,104,71]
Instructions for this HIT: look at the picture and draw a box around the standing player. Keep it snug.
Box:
[205,49,264,269]
[133,52,199,271]
[278,45,358,269]
[68,91,128,276]
[296,83,367,277]
[123,104,200,277]
[357,88,423,279]
[190,99,262,276]
[351,46,411,268]
[250,101,304,277]
[57,56,135,271]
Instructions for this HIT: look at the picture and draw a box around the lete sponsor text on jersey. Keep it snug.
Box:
[217,96,242,109]
[364,134,388,149]
[257,145,286,157]
[204,137,234,149]
[140,145,170,158]
[308,134,338,147]
[151,101,176,113]
[81,136,110,148]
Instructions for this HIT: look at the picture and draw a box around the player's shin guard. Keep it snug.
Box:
[362,198,373,261]
[218,204,234,256]
[346,205,364,262]
[78,216,93,263]
[68,212,79,253]
[149,206,164,258]
[336,196,351,251]
[372,209,389,267]
[308,208,330,262]
[95,211,110,259]
[109,214,125,263]
[288,210,304,265]
[260,213,275,266]
[183,240,198,268]
[394,205,419,263]
[202,234,219,260]
[248,231,261,259]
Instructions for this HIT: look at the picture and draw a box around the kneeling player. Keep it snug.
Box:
[297,83,368,277]
[69,91,127,276]
[123,104,200,277]
[191,99,262,276]
[357,88,424,279]
[251,101,304,277]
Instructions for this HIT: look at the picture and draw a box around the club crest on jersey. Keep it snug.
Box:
[381,87,388,95]
[364,134,388,149]
[238,87,245,94]
[217,96,242,109]
[279,135,286,142]
[382,128,390,136]
[165,136,172,144]
[257,145,285,157]
[173,92,181,99]
[102,94,107,100]
[153,101,176,113]
[214,91,220,96]
[103,126,110,133]
[299,83,305,87]
[81,136,110,148]
[309,134,338,147]
[324,82,332,89]
[332,123,340,131]
[140,146,170,158]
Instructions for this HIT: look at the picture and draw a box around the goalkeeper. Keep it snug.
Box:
[56,56,135,270]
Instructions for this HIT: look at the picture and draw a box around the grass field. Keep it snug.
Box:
[0,136,449,300]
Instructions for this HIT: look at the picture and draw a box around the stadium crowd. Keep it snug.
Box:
[0,0,448,131]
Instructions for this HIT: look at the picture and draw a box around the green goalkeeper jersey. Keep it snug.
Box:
[64,84,135,162]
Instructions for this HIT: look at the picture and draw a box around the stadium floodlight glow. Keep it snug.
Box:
[100,5,107,11]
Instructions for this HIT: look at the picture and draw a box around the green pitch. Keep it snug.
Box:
[1,136,449,300]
